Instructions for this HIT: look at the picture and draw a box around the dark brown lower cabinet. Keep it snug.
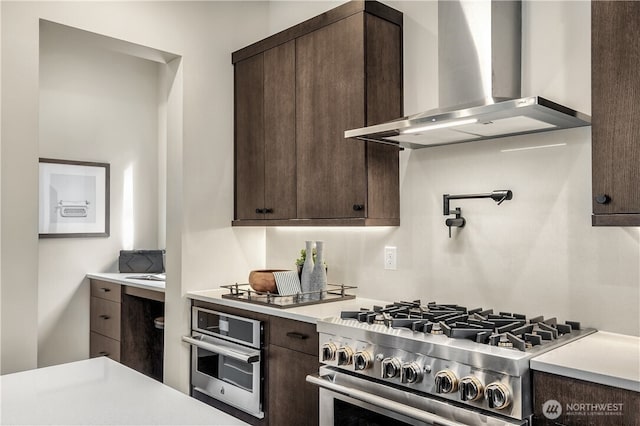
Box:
[120,290,164,382]
[533,371,640,425]
[268,344,319,426]
[89,279,164,382]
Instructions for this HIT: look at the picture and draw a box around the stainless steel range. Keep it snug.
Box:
[307,301,595,426]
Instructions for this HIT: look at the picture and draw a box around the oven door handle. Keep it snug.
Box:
[182,335,260,364]
[306,373,467,426]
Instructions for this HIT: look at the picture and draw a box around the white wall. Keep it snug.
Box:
[37,22,162,367]
[1,1,268,381]
[265,1,640,336]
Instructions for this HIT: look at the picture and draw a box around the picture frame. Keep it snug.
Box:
[38,158,110,238]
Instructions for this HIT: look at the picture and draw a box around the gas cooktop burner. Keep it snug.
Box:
[340,301,582,352]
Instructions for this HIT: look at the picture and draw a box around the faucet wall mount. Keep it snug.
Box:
[443,190,513,238]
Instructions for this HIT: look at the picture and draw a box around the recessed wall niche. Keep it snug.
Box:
[37,20,182,368]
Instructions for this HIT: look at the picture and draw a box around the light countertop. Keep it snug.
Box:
[530,331,640,392]
[0,357,247,425]
[186,287,389,323]
[87,272,165,293]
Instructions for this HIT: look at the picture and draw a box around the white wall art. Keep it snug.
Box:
[39,158,110,238]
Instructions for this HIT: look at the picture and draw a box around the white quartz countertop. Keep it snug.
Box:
[87,272,165,293]
[530,331,640,392]
[186,288,389,323]
[0,357,247,425]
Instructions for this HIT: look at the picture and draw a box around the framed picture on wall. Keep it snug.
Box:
[38,158,110,238]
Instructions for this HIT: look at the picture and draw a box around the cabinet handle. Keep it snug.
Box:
[98,351,110,356]
[99,314,110,320]
[265,208,274,214]
[353,204,365,211]
[255,208,265,214]
[99,287,111,293]
[286,331,309,340]
[595,194,611,205]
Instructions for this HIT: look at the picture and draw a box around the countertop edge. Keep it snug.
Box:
[0,357,247,425]
[530,359,640,393]
[186,290,389,325]
[87,273,165,293]
[186,291,320,323]
[530,331,640,392]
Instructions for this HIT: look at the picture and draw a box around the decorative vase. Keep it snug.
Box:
[309,241,327,299]
[300,241,315,295]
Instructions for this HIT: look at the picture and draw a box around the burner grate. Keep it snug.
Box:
[339,300,583,352]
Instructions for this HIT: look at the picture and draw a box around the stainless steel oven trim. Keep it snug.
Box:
[182,335,260,364]
[191,306,262,348]
[307,366,528,426]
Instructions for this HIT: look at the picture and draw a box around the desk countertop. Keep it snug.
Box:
[0,357,247,425]
[87,272,165,293]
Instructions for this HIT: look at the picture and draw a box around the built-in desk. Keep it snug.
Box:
[87,273,165,381]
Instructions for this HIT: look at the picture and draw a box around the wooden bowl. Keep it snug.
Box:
[248,269,288,293]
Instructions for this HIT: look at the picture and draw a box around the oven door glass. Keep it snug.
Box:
[197,345,254,391]
[334,398,418,426]
[194,307,260,348]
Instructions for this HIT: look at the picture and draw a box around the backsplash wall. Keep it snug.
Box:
[265,1,640,336]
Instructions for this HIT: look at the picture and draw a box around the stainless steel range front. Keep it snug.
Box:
[307,301,595,426]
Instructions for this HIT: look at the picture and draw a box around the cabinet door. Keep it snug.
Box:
[296,14,367,219]
[90,297,121,341]
[533,371,640,425]
[268,345,319,426]
[235,54,265,220]
[90,279,122,303]
[264,41,296,219]
[90,331,120,362]
[592,1,640,224]
[365,13,402,221]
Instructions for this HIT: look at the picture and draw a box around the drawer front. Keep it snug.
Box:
[90,297,121,340]
[90,331,121,362]
[90,279,122,303]
[269,316,318,356]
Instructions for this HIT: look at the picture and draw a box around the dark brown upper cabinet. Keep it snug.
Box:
[234,42,296,221]
[591,1,640,226]
[232,1,402,226]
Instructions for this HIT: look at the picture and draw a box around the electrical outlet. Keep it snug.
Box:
[384,246,397,270]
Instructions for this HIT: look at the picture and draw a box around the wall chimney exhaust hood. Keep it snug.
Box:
[345,0,591,149]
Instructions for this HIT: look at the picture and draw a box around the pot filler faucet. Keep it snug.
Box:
[443,190,513,238]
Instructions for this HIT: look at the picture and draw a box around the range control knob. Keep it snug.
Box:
[353,351,373,371]
[485,382,511,410]
[401,362,423,384]
[321,342,337,362]
[434,370,458,394]
[381,357,402,379]
[336,346,354,366]
[459,376,484,402]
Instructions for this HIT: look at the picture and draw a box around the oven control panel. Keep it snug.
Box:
[319,336,525,420]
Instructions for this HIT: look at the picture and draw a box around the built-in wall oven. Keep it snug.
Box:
[182,306,264,419]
